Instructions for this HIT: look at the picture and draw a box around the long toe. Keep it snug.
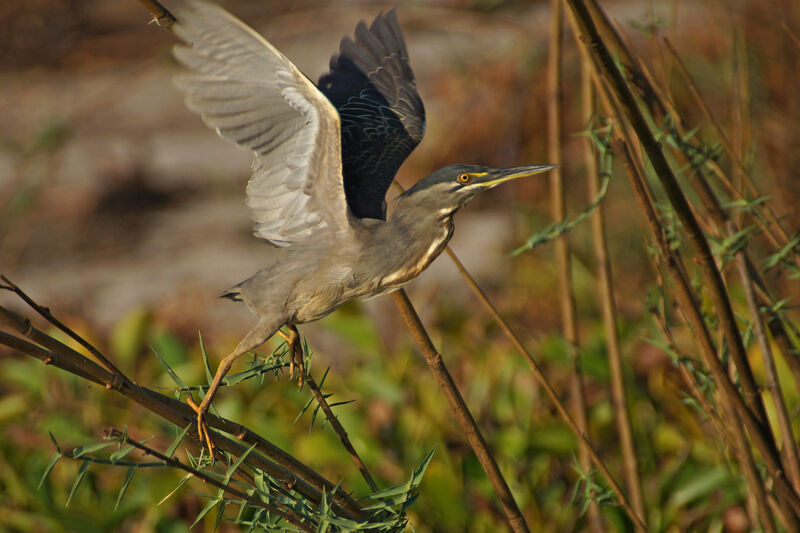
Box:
[197,411,215,457]
[187,397,215,457]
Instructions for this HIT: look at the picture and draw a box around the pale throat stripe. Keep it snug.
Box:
[380,227,450,287]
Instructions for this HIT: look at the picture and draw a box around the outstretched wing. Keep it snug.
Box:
[318,10,425,220]
[172,0,350,247]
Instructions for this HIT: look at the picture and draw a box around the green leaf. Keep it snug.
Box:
[38,451,62,490]
[48,432,62,452]
[409,447,436,490]
[225,443,257,484]
[253,471,269,502]
[158,473,193,506]
[66,459,90,507]
[115,466,137,510]
[369,447,436,502]
[762,232,800,272]
[110,444,136,463]
[213,499,228,532]
[72,441,114,458]
[513,172,611,255]
[667,466,730,511]
[151,344,188,389]
[199,332,214,386]
[165,424,192,458]
[235,489,256,523]
[191,496,222,528]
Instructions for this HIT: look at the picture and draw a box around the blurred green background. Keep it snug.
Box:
[1,0,799,531]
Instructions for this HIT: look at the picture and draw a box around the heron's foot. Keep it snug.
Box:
[187,396,215,457]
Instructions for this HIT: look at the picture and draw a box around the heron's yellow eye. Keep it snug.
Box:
[457,173,470,184]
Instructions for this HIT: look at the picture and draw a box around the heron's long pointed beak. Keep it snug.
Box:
[478,164,558,188]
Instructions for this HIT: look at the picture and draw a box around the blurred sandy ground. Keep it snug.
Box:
[1,0,796,350]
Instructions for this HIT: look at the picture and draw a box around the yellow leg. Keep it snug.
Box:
[188,348,246,455]
[188,318,281,456]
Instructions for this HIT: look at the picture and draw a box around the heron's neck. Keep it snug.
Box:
[390,192,459,229]
[378,195,457,284]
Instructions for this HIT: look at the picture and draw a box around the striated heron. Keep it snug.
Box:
[169,0,555,450]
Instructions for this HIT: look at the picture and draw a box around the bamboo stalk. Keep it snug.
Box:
[585,0,793,256]
[615,139,800,521]
[734,248,800,493]
[580,58,646,523]
[546,2,602,530]
[646,247,779,533]
[623,40,800,486]
[390,289,530,533]
[584,6,800,393]
[562,22,786,524]
[564,0,771,448]
[598,6,800,483]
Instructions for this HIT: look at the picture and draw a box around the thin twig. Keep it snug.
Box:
[782,21,800,50]
[1,275,126,378]
[392,288,649,531]
[303,367,380,492]
[382,188,641,528]
[139,0,176,27]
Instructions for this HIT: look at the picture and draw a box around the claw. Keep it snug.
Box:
[278,327,306,389]
[187,396,215,456]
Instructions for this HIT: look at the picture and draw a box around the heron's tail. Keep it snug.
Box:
[220,283,244,302]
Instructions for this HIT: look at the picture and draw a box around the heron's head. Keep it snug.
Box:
[398,163,557,218]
